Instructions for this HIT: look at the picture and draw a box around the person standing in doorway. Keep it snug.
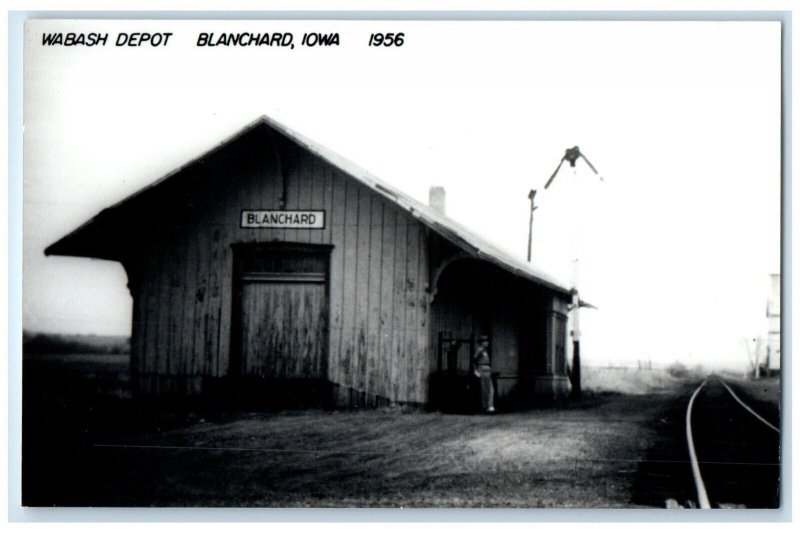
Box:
[473,335,495,413]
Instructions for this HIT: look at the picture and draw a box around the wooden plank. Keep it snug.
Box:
[282,150,302,244]
[218,148,253,379]
[256,285,267,376]
[309,157,325,245]
[191,229,209,375]
[322,162,334,245]
[201,159,225,379]
[366,196,383,400]
[143,245,159,377]
[129,255,146,383]
[232,150,253,374]
[340,178,359,391]
[296,284,306,376]
[134,255,148,379]
[165,227,186,376]
[310,281,321,376]
[179,225,196,378]
[191,165,217,378]
[218,160,239,378]
[129,290,143,383]
[327,171,346,386]
[206,227,223,377]
[275,284,288,377]
[242,283,254,375]
[316,281,328,377]
[239,150,263,246]
[239,283,250,375]
[256,140,272,209]
[296,155,312,245]
[251,286,262,376]
[217,244,233,378]
[353,186,371,394]
[155,239,171,380]
[391,209,408,402]
[377,206,396,401]
[311,283,328,378]
[169,223,187,377]
[404,219,420,402]
[415,226,430,403]
[262,134,279,208]
[265,283,274,377]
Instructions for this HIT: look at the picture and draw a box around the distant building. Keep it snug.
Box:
[46,116,574,409]
[764,273,780,375]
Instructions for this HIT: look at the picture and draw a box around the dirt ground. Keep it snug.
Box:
[723,374,780,404]
[22,355,695,508]
[719,374,781,429]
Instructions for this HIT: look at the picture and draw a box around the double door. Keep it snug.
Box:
[233,244,329,380]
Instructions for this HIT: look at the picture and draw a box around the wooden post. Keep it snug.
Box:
[571,339,581,398]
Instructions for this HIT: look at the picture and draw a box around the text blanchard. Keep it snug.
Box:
[241,210,326,229]
[197,32,295,47]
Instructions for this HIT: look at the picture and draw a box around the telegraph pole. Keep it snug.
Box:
[527,189,538,262]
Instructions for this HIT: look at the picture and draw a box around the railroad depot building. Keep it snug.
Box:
[46,116,574,409]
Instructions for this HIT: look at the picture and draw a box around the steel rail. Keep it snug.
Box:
[686,379,711,509]
[718,379,780,433]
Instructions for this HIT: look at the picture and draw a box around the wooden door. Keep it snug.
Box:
[234,245,329,380]
[240,281,327,378]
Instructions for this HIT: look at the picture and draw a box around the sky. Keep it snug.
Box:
[22,19,781,371]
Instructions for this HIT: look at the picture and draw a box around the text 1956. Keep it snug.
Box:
[368,33,405,47]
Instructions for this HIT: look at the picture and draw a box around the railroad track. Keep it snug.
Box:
[683,377,780,509]
[631,376,780,509]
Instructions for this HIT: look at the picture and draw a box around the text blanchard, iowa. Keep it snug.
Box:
[41,32,341,48]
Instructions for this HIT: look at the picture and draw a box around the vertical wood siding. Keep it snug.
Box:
[239,282,326,378]
[130,129,431,403]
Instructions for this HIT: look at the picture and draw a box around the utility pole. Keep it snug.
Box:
[527,189,538,262]
[743,337,763,379]
[570,259,582,398]
[753,337,763,379]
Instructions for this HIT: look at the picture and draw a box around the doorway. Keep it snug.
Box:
[231,244,331,390]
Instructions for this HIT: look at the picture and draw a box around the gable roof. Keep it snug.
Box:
[46,115,572,296]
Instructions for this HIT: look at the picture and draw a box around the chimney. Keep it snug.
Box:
[429,186,446,215]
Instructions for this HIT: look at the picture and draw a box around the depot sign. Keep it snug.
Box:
[240,210,325,229]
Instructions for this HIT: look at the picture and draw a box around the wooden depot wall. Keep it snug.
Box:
[126,126,432,405]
